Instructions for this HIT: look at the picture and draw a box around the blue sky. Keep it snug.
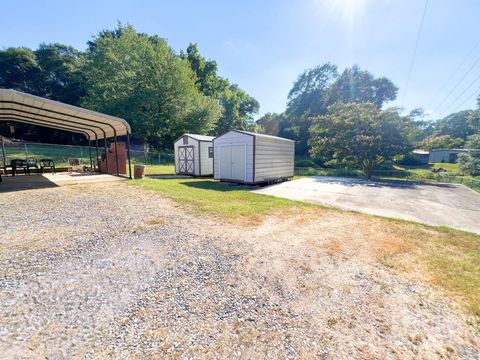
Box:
[1,0,479,120]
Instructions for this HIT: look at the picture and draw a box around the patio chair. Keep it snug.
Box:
[10,159,27,176]
[25,157,39,175]
[67,158,81,173]
[39,159,56,174]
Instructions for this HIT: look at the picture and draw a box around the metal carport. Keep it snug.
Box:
[0,89,132,178]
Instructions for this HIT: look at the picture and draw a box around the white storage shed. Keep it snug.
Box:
[213,130,295,184]
[174,134,214,176]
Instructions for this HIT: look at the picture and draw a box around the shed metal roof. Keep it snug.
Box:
[185,134,215,141]
[217,130,295,143]
[0,89,130,140]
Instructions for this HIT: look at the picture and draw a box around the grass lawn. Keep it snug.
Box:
[130,177,480,318]
[131,177,311,219]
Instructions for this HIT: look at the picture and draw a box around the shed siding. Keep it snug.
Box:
[254,136,294,182]
[174,136,200,176]
[213,132,254,182]
[199,141,214,176]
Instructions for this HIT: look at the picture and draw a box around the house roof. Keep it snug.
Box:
[430,148,480,152]
[0,89,130,140]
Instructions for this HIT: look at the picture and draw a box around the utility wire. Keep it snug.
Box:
[451,86,480,112]
[427,37,480,108]
[401,0,429,107]
[432,54,480,115]
[437,72,480,117]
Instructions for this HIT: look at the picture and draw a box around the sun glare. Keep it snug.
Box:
[312,0,368,29]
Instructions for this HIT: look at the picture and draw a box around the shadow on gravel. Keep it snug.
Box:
[311,176,457,189]
[0,175,58,193]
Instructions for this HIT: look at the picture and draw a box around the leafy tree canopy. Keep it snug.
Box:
[309,102,411,177]
[181,43,259,135]
[433,110,476,140]
[419,134,464,151]
[82,24,222,148]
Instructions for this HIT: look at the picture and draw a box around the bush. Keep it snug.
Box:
[295,158,318,167]
[457,152,480,176]
[399,153,424,166]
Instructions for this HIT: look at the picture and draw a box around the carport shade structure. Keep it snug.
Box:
[0,89,132,178]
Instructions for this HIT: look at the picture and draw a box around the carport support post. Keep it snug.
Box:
[88,140,93,171]
[95,137,99,172]
[126,134,132,179]
[1,136,6,170]
[104,138,109,174]
[113,132,120,176]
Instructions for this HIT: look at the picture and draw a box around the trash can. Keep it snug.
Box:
[134,164,147,179]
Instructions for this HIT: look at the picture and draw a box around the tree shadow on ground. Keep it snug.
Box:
[310,176,457,189]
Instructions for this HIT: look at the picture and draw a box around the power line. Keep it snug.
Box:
[432,54,480,114]
[427,37,480,108]
[450,86,480,113]
[437,72,480,117]
[438,75,480,118]
[401,0,429,107]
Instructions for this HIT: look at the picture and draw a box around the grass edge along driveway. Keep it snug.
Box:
[130,177,480,320]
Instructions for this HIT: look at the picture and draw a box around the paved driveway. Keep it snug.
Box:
[254,176,480,234]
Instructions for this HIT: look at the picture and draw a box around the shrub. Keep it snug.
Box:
[457,153,480,176]
[399,153,424,166]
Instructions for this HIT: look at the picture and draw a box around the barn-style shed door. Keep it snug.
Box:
[219,145,245,181]
[178,146,194,174]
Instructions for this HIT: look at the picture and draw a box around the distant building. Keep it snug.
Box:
[412,149,430,164]
[429,149,480,163]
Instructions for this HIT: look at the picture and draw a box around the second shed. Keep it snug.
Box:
[213,130,294,184]
[174,134,215,176]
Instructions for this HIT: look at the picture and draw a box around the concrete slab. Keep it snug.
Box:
[43,173,126,186]
[253,176,480,234]
[0,173,125,193]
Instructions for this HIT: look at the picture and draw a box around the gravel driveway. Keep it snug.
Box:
[254,176,480,234]
[0,182,478,358]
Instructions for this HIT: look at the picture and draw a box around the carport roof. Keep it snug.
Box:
[0,89,130,140]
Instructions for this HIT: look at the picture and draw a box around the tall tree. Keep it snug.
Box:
[181,43,259,135]
[0,47,42,94]
[434,110,476,140]
[35,43,86,105]
[286,63,338,117]
[310,103,411,177]
[82,24,221,148]
[327,65,398,108]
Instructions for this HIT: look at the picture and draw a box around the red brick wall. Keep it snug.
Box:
[99,142,126,175]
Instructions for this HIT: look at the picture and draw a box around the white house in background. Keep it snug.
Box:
[429,149,480,163]
[174,134,214,176]
[213,130,295,184]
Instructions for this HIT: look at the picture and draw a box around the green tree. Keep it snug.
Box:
[286,63,338,117]
[457,152,480,176]
[310,103,411,178]
[465,134,480,149]
[285,63,398,156]
[181,43,259,135]
[0,47,42,94]
[82,24,221,148]
[419,134,463,151]
[35,43,86,105]
[433,110,476,140]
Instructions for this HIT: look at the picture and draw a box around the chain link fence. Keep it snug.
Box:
[1,141,175,169]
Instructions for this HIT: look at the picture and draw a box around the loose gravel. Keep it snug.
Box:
[0,182,478,359]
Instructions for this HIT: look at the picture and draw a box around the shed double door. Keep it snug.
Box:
[219,145,246,181]
[178,146,195,174]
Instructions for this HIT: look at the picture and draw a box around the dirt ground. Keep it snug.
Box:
[0,182,478,359]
